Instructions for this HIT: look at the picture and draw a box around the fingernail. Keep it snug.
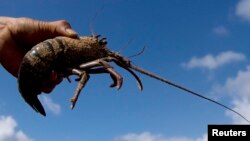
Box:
[65,28,78,36]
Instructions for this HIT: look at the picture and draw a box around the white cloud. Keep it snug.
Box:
[212,26,229,36]
[196,134,207,141]
[222,66,250,99]
[41,96,61,115]
[114,132,161,141]
[182,51,246,70]
[212,66,250,124]
[236,0,250,22]
[226,99,250,124]
[0,116,33,141]
[114,132,207,141]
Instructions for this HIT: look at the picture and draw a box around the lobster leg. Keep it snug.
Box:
[86,68,120,88]
[79,59,123,89]
[104,57,143,91]
[70,67,123,109]
[78,57,143,90]
[70,71,90,109]
[67,59,124,109]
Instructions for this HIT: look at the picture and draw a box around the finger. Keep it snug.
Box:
[48,20,78,38]
[13,18,79,41]
[0,16,16,25]
[11,18,79,45]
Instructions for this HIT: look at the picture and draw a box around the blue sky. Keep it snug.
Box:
[1,0,250,141]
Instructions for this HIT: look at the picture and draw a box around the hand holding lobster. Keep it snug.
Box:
[0,17,78,78]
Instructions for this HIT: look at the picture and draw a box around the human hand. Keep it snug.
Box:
[0,17,78,77]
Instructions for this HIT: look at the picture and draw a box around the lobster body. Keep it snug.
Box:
[17,35,249,122]
[18,36,110,116]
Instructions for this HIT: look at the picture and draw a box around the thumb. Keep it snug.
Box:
[11,18,79,45]
[48,20,78,38]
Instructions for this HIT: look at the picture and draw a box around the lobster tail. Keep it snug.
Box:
[26,95,46,116]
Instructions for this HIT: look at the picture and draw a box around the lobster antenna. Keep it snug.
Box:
[89,5,105,36]
[128,46,146,58]
[118,23,148,53]
[129,64,250,123]
[118,38,134,53]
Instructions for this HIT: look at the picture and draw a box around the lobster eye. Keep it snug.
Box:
[100,41,107,46]
[94,35,101,38]
[99,38,107,47]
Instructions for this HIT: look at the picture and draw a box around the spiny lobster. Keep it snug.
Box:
[17,35,249,123]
